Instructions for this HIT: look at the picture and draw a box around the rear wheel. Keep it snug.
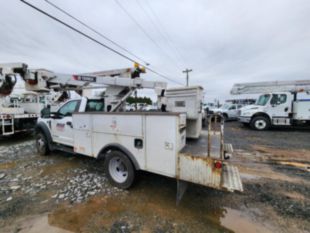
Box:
[36,132,50,156]
[104,150,135,189]
[250,116,270,130]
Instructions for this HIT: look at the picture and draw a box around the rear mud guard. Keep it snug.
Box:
[176,180,188,205]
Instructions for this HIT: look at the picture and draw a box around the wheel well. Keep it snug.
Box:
[97,144,140,170]
[251,112,270,122]
[35,123,53,149]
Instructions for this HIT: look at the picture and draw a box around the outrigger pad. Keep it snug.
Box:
[176,180,188,205]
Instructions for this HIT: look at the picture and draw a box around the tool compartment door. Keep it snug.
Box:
[73,114,93,156]
[145,115,179,177]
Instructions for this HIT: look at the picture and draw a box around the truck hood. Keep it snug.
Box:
[212,108,227,113]
[240,105,260,111]
[240,105,265,117]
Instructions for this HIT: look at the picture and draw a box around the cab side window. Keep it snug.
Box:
[85,99,104,112]
[270,94,287,105]
[58,100,80,116]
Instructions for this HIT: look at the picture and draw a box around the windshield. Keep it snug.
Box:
[221,103,230,109]
[256,94,270,106]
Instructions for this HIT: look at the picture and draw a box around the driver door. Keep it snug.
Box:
[267,94,290,118]
[51,100,80,147]
[228,105,238,118]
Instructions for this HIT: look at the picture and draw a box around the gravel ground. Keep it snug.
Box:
[0,123,309,233]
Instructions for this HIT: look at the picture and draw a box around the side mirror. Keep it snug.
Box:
[50,112,63,119]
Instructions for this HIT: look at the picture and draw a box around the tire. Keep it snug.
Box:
[104,150,135,189]
[36,132,50,156]
[250,116,270,130]
[223,114,228,122]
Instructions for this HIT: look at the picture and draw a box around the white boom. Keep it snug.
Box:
[0,63,167,112]
[22,67,166,92]
[0,63,27,96]
[231,80,310,95]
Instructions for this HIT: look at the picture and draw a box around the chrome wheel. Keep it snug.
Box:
[36,133,49,155]
[254,119,267,130]
[108,156,128,183]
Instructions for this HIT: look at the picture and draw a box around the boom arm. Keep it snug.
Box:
[0,63,167,112]
[0,63,27,97]
[231,80,310,95]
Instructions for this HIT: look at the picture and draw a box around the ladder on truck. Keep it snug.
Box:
[231,80,310,95]
[1,115,14,136]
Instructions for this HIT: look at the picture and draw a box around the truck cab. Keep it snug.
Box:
[239,92,293,130]
[39,97,104,147]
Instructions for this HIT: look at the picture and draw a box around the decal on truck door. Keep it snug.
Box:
[110,117,117,129]
[56,123,65,131]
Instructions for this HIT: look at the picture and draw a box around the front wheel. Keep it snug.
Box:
[36,132,50,156]
[104,150,135,189]
[250,116,270,130]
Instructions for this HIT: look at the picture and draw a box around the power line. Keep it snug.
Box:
[44,0,149,66]
[134,0,183,69]
[144,0,187,65]
[19,0,183,85]
[114,0,181,71]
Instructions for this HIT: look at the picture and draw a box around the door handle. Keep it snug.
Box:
[284,107,288,112]
[66,121,73,128]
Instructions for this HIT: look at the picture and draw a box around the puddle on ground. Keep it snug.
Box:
[5,215,72,233]
[46,174,275,233]
[221,208,273,233]
[278,161,310,171]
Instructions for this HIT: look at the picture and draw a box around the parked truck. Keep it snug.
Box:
[0,63,43,136]
[231,80,310,130]
[2,63,243,202]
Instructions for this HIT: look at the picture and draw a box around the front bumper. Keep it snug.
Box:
[238,116,251,123]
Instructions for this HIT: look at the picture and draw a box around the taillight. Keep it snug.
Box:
[214,161,222,169]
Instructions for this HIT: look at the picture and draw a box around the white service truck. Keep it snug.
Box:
[212,103,244,121]
[231,80,310,130]
[3,63,243,202]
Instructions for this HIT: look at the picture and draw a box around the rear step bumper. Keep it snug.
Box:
[221,164,243,192]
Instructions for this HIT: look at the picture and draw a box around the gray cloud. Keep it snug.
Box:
[0,0,309,102]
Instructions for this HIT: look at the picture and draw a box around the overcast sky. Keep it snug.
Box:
[1,0,309,102]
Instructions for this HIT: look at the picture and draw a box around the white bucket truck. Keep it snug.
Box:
[3,63,242,202]
[231,80,310,130]
[0,63,46,136]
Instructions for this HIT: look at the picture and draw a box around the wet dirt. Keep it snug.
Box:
[48,174,276,233]
[1,123,310,233]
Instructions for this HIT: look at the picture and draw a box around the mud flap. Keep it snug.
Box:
[176,180,188,205]
[221,164,243,192]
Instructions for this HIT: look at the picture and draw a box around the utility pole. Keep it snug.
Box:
[182,69,192,87]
